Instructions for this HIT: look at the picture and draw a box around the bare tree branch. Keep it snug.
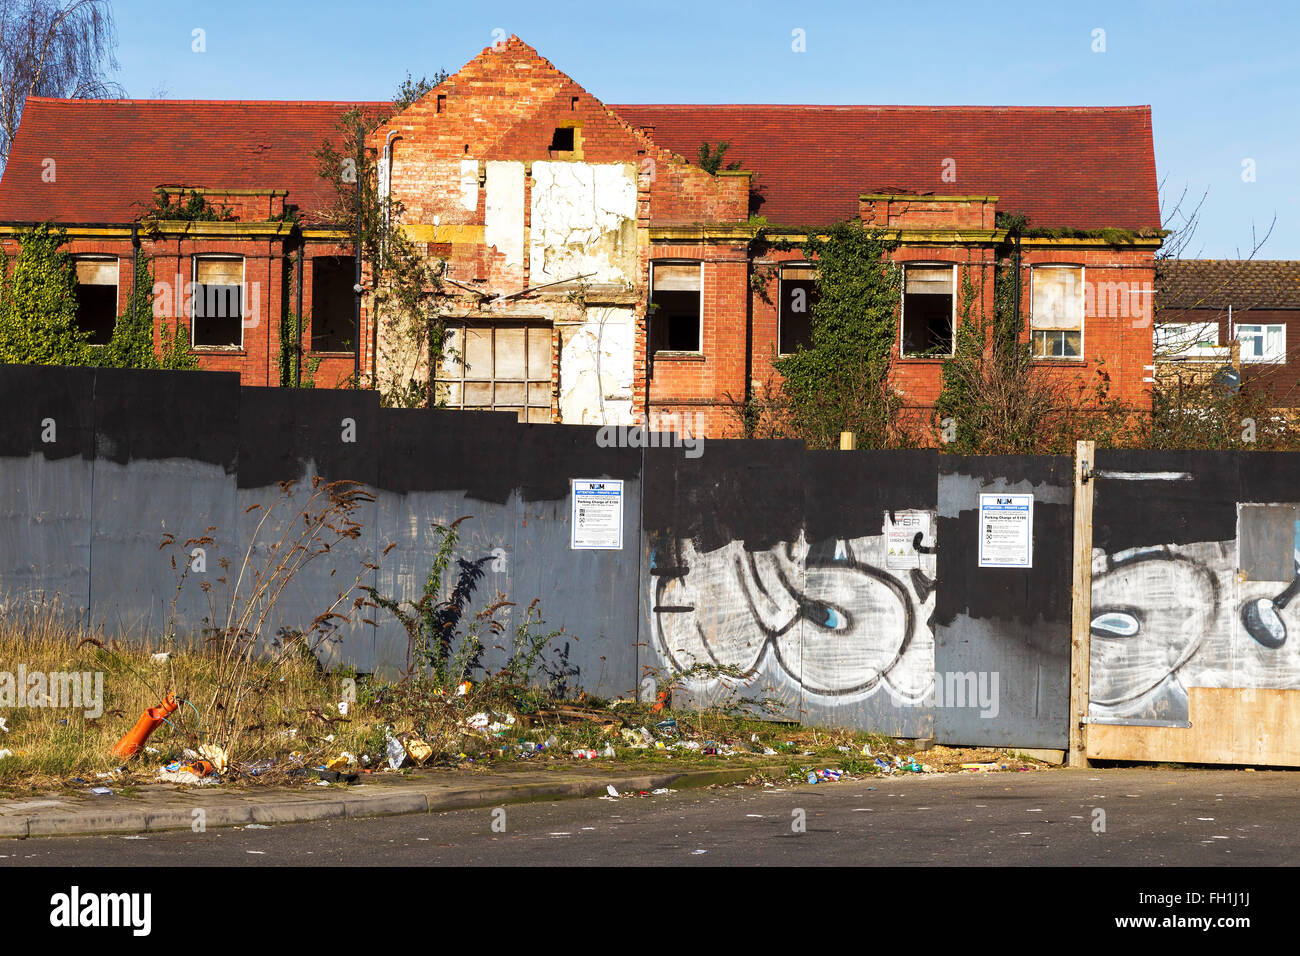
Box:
[0,0,122,169]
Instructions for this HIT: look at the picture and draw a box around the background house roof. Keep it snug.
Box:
[1158,259,1300,311]
[612,103,1162,230]
[0,98,387,224]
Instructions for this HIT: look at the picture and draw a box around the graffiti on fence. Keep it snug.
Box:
[652,528,935,704]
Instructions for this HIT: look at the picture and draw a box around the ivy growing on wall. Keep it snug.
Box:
[0,223,196,371]
[0,224,90,366]
[769,222,904,449]
[278,312,319,388]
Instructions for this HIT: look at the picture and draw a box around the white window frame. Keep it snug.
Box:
[899,262,958,358]
[1154,321,1225,361]
[190,255,246,349]
[777,261,817,357]
[72,256,121,347]
[649,260,703,354]
[1234,322,1286,364]
[1030,264,1085,361]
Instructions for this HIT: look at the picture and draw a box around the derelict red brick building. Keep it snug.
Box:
[0,36,1163,438]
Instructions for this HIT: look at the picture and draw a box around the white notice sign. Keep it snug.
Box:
[885,511,931,570]
[978,493,1033,568]
[571,479,624,550]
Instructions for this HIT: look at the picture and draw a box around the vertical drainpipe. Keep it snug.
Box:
[377,130,399,394]
[130,221,140,304]
[353,122,365,385]
[296,244,304,387]
[1012,230,1022,355]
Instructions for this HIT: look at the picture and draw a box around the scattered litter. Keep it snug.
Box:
[404,738,433,766]
[605,785,619,798]
[0,716,8,732]
[691,849,707,855]
[0,749,12,761]
[245,824,270,830]
[861,743,873,756]
[651,788,675,795]
[572,749,597,759]
[326,752,358,775]
[158,760,217,785]
[246,850,265,855]
[599,744,615,758]
[337,700,350,717]
[198,743,229,775]
[456,681,471,696]
[386,735,407,770]
[150,652,170,663]
[111,693,178,759]
[467,712,490,730]
[89,786,112,795]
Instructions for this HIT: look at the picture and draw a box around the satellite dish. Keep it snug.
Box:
[1211,365,1242,395]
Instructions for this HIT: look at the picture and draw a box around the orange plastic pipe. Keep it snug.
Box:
[111,693,178,759]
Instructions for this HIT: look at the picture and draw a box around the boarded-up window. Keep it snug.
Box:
[901,264,955,357]
[311,256,355,352]
[649,262,701,356]
[779,263,817,354]
[1031,266,1083,360]
[74,258,118,346]
[435,323,552,422]
[192,257,243,347]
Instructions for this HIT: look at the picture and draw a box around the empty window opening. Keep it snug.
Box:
[435,322,552,423]
[1236,323,1286,364]
[310,256,356,352]
[778,263,818,354]
[549,126,576,153]
[1031,266,1083,360]
[74,258,118,346]
[901,264,955,357]
[436,94,446,113]
[570,96,579,111]
[649,262,702,356]
[192,257,243,348]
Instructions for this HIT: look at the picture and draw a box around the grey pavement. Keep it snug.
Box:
[3,767,1294,866]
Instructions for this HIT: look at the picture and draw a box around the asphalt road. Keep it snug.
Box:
[2,768,1295,866]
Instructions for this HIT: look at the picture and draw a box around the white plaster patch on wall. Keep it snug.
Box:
[484,160,526,268]
[529,161,637,284]
[559,306,635,425]
[459,160,479,212]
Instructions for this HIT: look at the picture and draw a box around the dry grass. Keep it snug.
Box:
[0,598,363,791]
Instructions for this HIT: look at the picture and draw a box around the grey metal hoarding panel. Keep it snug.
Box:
[237,388,379,674]
[799,449,937,737]
[88,369,240,641]
[0,365,95,622]
[506,423,641,700]
[934,455,1072,749]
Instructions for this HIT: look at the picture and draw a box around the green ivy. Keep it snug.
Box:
[0,224,91,366]
[278,312,319,388]
[771,223,903,448]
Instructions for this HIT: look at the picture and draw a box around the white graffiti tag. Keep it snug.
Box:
[653,532,934,702]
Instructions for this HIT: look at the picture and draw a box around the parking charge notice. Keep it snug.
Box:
[571,479,624,550]
[978,493,1033,568]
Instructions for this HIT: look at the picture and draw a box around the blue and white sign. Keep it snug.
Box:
[571,479,624,550]
[978,493,1033,568]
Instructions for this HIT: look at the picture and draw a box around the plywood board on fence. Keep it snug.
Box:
[1085,687,1300,767]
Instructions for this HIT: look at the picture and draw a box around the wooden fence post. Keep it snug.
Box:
[840,431,857,450]
[1068,440,1096,768]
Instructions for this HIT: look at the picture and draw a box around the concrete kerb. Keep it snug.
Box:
[1,764,779,839]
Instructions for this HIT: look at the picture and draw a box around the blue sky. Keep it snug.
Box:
[111,0,1297,257]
